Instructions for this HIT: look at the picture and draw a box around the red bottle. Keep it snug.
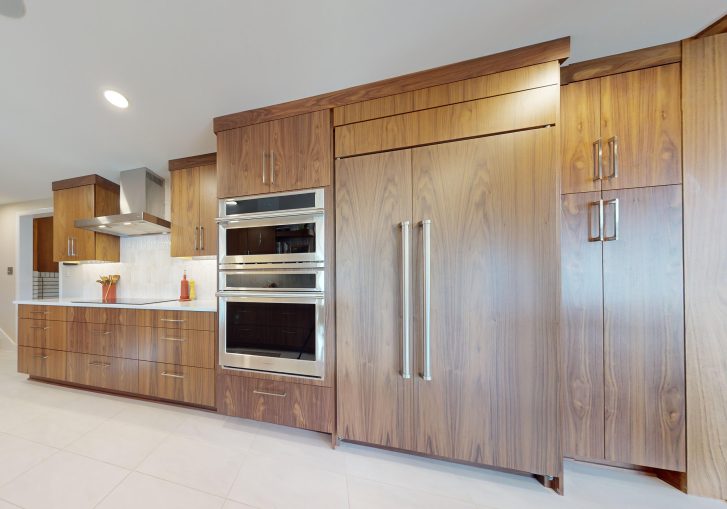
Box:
[180,270,190,301]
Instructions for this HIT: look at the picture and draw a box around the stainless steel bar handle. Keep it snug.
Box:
[253,390,287,398]
[161,337,186,342]
[603,198,619,241]
[592,139,603,181]
[607,136,618,180]
[33,354,49,360]
[160,318,185,323]
[29,311,49,315]
[67,237,71,257]
[29,326,50,330]
[262,151,267,183]
[587,200,604,242]
[161,371,184,379]
[200,226,205,251]
[270,151,275,184]
[88,361,111,368]
[401,221,411,380]
[194,226,199,251]
[421,219,432,381]
[93,331,112,335]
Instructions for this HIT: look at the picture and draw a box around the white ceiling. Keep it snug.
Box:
[1,0,724,205]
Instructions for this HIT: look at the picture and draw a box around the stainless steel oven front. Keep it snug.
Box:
[218,291,325,378]
[218,189,325,268]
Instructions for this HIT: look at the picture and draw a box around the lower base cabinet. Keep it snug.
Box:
[66,352,139,393]
[217,374,334,433]
[138,361,215,407]
[18,346,66,380]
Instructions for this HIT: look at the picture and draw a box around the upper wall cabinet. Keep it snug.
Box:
[561,63,682,194]
[217,110,332,198]
[52,175,120,263]
[169,155,217,258]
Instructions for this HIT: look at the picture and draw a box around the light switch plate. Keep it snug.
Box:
[6,267,13,275]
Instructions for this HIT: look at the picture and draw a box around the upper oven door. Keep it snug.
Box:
[219,213,324,267]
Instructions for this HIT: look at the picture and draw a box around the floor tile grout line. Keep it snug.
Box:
[0,448,62,491]
[90,467,133,509]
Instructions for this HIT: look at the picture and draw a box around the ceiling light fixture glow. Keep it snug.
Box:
[103,89,129,109]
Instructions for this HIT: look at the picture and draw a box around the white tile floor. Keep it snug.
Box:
[0,350,723,509]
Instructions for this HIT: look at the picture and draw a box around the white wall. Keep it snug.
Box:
[61,234,216,301]
[0,198,53,347]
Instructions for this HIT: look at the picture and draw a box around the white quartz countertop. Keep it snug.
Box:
[14,298,217,313]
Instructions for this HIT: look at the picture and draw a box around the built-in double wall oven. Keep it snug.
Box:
[217,189,326,378]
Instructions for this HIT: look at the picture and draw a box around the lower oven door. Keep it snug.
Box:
[218,292,325,378]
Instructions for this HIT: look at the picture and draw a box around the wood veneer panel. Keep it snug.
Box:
[52,186,94,262]
[694,14,727,38]
[214,37,570,132]
[66,353,138,393]
[682,33,727,499]
[67,322,143,360]
[600,64,682,190]
[92,183,121,262]
[33,217,58,273]
[139,328,215,369]
[560,192,604,460]
[561,42,682,84]
[150,310,216,331]
[335,150,414,450]
[66,307,143,327]
[52,174,119,193]
[270,110,332,192]
[18,305,67,321]
[217,122,269,198]
[198,163,218,256]
[412,129,560,476]
[335,85,558,158]
[139,360,215,407]
[560,80,601,194]
[171,166,200,257]
[17,346,66,381]
[333,92,413,127]
[169,152,217,172]
[603,185,685,471]
[18,318,68,351]
[217,375,334,433]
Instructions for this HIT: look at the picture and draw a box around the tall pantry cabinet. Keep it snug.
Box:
[336,60,562,484]
[560,64,685,471]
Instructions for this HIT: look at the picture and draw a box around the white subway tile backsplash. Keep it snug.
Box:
[60,235,216,301]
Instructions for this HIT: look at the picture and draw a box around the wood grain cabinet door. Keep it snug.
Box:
[602,185,685,471]
[270,110,332,193]
[560,192,605,460]
[412,129,560,476]
[171,167,200,257]
[335,149,414,450]
[217,122,269,198]
[561,80,602,194]
[198,163,218,256]
[53,186,94,262]
[600,64,682,190]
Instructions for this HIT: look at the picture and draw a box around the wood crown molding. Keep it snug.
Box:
[213,36,570,132]
[51,174,119,192]
[560,41,681,85]
[168,152,217,171]
[694,13,727,38]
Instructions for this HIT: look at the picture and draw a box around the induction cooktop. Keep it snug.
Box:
[70,298,178,305]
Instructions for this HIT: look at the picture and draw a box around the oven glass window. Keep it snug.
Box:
[224,272,319,290]
[225,193,316,216]
[225,222,317,257]
[225,302,316,360]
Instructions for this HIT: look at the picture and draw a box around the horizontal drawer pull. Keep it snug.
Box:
[161,371,184,379]
[29,311,49,315]
[160,318,186,323]
[253,390,287,398]
[88,361,111,368]
[160,337,186,342]
[29,326,50,330]
[33,354,49,360]
[93,331,112,335]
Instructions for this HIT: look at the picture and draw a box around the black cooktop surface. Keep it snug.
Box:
[70,298,178,305]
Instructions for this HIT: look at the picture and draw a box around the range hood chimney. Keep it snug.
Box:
[74,168,171,236]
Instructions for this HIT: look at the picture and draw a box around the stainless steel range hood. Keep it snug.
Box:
[74,168,171,236]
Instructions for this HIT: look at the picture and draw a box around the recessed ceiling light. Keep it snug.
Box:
[103,89,129,109]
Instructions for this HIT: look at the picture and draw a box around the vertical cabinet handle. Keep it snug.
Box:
[67,237,71,257]
[200,226,205,251]
[262,151,267,184]
[270,151,275,184]
[194,226,199,251]
[607,136,618,180]
[592,139,603,181]
[587,200,604,242]
[603,198,619,241]
[401,221,411,380]
[421,219,432,381]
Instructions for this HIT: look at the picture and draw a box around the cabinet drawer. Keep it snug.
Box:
[18,318,68,350]
[218,376,333,433]
[18,305,66,321]
[67,306,142,326]
[138,361,215,407]
[67,322,143,359]
[17,346,66,381]
[66,353,138,393]
[139,328,215,369]
[151,310,215,331]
